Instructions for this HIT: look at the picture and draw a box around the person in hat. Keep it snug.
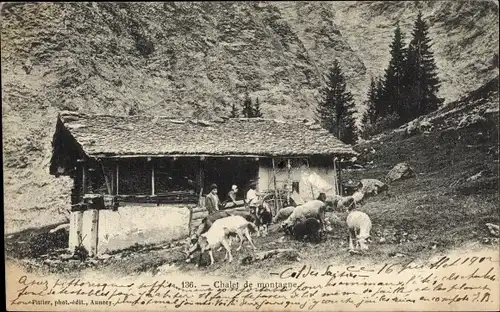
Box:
[245,181,260,209]
[227,184,239,205]
[205,183,220,214]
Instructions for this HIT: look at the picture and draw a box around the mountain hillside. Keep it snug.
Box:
[1,1,498,233]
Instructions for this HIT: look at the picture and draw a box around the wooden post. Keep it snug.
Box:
[69,211,84,252]
[99,161,112,195]
[82,164,87,194]
[111,167,115,195]
[82,209,99,257]
[198,157,205,205]
[116,162,119,195]
[188,207,193,236]
[338,158,343,196]
[286,159,291,205]
[271,158,279,215]
[151,161,155,196]
[332,157,339,195]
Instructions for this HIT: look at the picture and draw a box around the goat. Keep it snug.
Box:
[346,210,372,251]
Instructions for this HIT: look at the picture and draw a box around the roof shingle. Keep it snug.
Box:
[57,111,358,157]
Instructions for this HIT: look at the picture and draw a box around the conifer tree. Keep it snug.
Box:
[404,11,443,120]
[253,97,263,118]
[242,92,253,118]
[365,77,378,124]
[374,77,385,119]
[317,60,358,144]
[381,22,407,119]
[229,102,238,118]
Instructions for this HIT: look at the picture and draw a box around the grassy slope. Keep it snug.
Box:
[5,84,498,277]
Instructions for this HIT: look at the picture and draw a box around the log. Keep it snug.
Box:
[192,211,209,220]
[192,207,208,214]
[49,223,70,234]
[241,248,300,265]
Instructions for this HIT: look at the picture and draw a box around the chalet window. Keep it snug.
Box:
[154,158,197,194]
[119,159,152,195]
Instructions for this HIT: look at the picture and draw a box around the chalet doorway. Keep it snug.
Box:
[203,157,259,203]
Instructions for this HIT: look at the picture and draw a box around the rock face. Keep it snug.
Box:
[386,163,416,183]
[1,1,498,233]
[359,179,388,196]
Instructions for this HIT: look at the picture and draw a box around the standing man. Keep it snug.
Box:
[205,183,220,214]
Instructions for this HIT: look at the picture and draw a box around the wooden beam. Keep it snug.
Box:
[151,162,155,196]
[116,163,119,195]
[332,157,339,195]
[82,164,87,194]
[99,161,112,195]
[198,158,205,206]
[338,158,343,196]
[287,158,291,205]
[271,158,279,214]
[101,154,318,159]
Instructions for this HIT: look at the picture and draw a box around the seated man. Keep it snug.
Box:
[205,183,221,215]
[246,184,260,210]
[227,185,239,205]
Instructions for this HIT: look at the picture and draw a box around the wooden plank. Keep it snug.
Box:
[68,211,84,252]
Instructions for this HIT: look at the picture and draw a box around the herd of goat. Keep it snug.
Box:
[185,190,373,267]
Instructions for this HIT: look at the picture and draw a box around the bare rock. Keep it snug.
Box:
[486,223,499,237]
[359,179,388,197]
[386,163,415,183]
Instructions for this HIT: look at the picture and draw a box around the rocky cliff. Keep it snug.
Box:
[2,1,498,233]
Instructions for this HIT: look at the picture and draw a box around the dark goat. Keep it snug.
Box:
[292,218,323,242]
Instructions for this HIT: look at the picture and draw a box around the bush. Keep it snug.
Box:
[362,113,400,138]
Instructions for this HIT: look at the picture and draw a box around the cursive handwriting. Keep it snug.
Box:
[7,254,499,310]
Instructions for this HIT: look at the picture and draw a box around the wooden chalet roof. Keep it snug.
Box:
[55,111,358,158]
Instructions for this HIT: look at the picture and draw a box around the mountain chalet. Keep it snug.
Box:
[49,111,357,256]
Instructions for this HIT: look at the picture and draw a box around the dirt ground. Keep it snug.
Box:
[5,109,499,279]
[5,85,500,279]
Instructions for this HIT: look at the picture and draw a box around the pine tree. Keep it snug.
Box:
[253,97,263,118]
[374,77,385,120]
[365,77,378,124]
[242,92,253,118]
[317,60,358,144]
[404,11,443,120]
[229,102,238,118]
[381,22,407,119]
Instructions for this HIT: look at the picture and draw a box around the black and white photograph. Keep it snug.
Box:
[3,1,499,311]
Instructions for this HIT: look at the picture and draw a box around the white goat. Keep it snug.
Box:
[282,200,327,232]
[346,210,372,251]
[273,206,295,223]
[190,216,257,266]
